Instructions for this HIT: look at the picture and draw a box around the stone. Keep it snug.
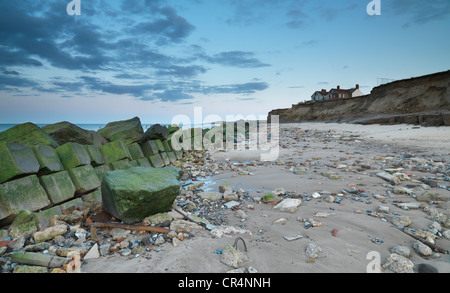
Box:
[33,224,68,243]
[13,265,48,273]
[391,215,412,227]
[198,191,222,201]
[169,219,203,234]
[130,160,139,168]
[219,182,232,193]
[148,154,164,168]
[418,263,439,273]
[273,198,302,213]
[0,175,51,221]
[142,213,173,226]
[442,229,450,239]
[162,140,173,153]
[67,165,101,194]
[139,140,159,157]
[412,240,433,257]
[100,140,132,164]
[167,151,177,164]
[305,243,323,259]
[55,142,91,170]
[376,172,395,182]
[24,242,51,252]
[137,157,152,167]
[32,145,63,174]
[220,245,248,268]
[8,209,39,240]
[84,145,105,166]
[109,159,132,170]
[42,121,107,147]
[391,245,411,258]
[382,253,414,273]
[127,143,145,160]
[97,117,144,145]
[11,251,69,268]
[101,166,181,224]
[83,243,100,260]
[0,122,59,148]
[154,139,165,153]
[262,192,280,204]
[109,228,131,241]
[40,171,76,204]
[94,164,111,182]
[378,205,390,214]
[144,124,169,141]
[0,142,41,183]
[34,206,62,230]
[160,152,171,165]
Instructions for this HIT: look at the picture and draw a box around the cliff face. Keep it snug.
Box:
[268,70,450,126]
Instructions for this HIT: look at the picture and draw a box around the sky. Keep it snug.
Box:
[0,0,449,125]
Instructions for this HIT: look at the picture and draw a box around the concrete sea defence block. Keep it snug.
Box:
[97,116,144,145]
[100,140,132,164]
[34,206,62,229]
[167,151,177,164]
[162,140,172,153]
[67,165,101,195]
[0,122,59,148]
[139,141,158,157]
[94,164,111,182]
[55,142,91,170]
[148,154,164,168]
[84,145,105,166]
[32,145,63,175]
[154,139,165,153]
[127,142,145,160]
[40,171,76,204]
[0,175,51,221]
[137,157,152,167]
[109,159,132,170]
[159,152,171,166]
[0,142,41,183]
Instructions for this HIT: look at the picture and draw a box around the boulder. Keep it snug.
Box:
[0,142,41,183]
[32,145,63,174]
[0,122,59,148]
[97,117,144,145]
[127,143,145,160]
[67,165,101,195]
[100,140,132,164]
[8,209,39,240]
[0,175,51,221]
[40,171,76,204]
[42,121,107,147]
[144,124,169,141]
[55,142,91,170]
[84,145,105,166]
[101,166,181,224]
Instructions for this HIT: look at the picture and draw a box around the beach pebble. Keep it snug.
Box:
[305,243,323,259]
[391,215,412,227]
[382,253,414,273]
[273,198,302,213]
[412,240,433,257]
[391,245,410,258]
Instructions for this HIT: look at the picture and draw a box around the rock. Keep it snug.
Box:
[83,243,100,260]
[0,122,59,148]
[391,215,412,227]
[102,166,181,224]
[376,172,395,182]
[325,195,335,203]
[198,191,222,202]
[220,245,248,268]
[443,230,450,239]
[397,202,421,210]
[144,124,169,141]
[32,145,64,174]
[8,209,39,240]
[273,198,302,213]
[391,245,411,258]
[0,175,51,221]
[13,265,48,273]
[305,243,323,259]
[0,142,41,184]
[24,242,51,252]
[382,253,414,273]
[223,191,238,202]
[40,171,76,204]
[84,145,106,166]
[109,228,131,241]
[418,263,439,273]
[210,225,252,238]
[100,140,132,164]
[149,154,165,168]
[67,165,101,195]
[412,240,433,257]
[42,121,107,147]
[377,205,390,214]
[169,220,202,234]
[99,243,111,256]
[97,117,144,145]
[55,142,91,170]
[127,143,145,161]
[11,251,69,268]
[142,213,173,226]
[33,224,68,243]
[219,182,232,193]
[262,192,280,204]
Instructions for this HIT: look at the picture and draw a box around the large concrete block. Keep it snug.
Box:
[94,164,111,182]
[127,143,144,160]
[0,122,59,148]
[167,151,177,164]
[139,141,158,157]
[154,140,165,153]
[109,159,132,170]
[148,154,164,168]
[84,145,105,166]
[162,140,172,153]
[67,165,101,195]
[100,140,132,164]
[34,206,62,229]
[160,152,171,166]
[32,145,63,175]
[0,175,51,220]
[137,157,152,167]
[0,142,41,183]
[55,142,91,170]
[40,171,76,204]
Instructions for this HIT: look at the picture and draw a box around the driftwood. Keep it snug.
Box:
[85,221,170,234]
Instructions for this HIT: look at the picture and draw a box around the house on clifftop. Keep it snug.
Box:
[311,84,363,102]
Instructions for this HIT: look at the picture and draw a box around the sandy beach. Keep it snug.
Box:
[81,122,450,274]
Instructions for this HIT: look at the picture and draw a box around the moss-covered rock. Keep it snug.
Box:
[100,140,132,164]
[109,159,132,170]
[101,166,181,224]
[154,139,165,153]
[148,154,164,168]
[42,121,107,147]
[93,164,111,182]
[0,122,59,148]
[0,175,51,221]
[40,171,76,204]
[67,165,100,194]
[0,142,41,183]
[137,157,152,167]
[84,145,105,166]
[55,142,91,170]
[97,117,144,145]
[167,152,177,164]
[127,143,144,160]
[160,152,171,166]
[144,124,169,141]
[139,141,158,157]
[8,209,39,239]
[32,145,63,175]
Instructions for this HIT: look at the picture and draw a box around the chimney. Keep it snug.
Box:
[356,84,359,89]
[337,85,340,90]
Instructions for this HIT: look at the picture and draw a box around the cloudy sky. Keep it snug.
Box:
[0,0,449,124]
